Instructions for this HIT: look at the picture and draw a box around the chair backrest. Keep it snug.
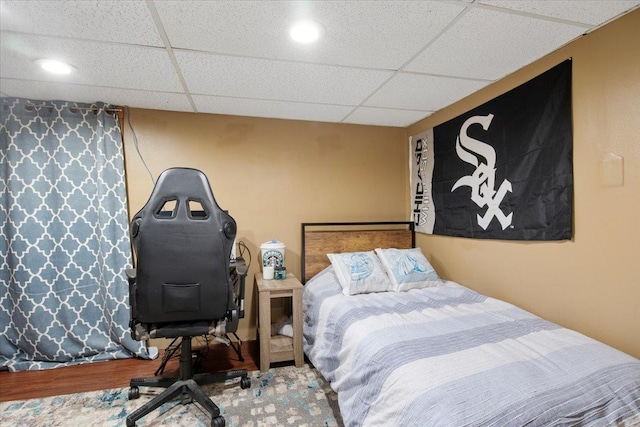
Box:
[131,168,236,324]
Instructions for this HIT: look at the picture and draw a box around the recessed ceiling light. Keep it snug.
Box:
[290,21,323,44]
[35,59,77,75]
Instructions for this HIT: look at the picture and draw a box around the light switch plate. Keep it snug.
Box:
[602,152,624,187]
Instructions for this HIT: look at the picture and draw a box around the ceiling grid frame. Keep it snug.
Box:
[1,0,638,127]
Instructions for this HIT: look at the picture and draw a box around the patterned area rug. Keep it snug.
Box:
[0,364,343,427]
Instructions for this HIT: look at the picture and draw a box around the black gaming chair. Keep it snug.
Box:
[125,167,250,427]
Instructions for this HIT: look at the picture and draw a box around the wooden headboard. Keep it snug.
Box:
[301,221,415,283]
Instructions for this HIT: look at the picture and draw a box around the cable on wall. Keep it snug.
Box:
[125,105,155,186]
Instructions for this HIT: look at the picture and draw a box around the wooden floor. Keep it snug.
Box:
[0,340,259,402]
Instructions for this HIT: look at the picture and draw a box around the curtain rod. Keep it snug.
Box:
[1,100,123,114]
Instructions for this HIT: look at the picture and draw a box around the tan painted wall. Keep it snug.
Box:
[122,112,408,341]
[123,10,639,358]
[407,10,640,358]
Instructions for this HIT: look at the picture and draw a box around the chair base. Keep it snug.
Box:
[126,378,219,427]
[126,338,250,426]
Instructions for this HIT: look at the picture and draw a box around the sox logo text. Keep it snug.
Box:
[451,114,513,230]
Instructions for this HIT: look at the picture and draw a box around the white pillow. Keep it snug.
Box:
[327,251,394,295]
[375,248,441,292]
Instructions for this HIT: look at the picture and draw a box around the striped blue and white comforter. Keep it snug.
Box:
[303,267,640,427]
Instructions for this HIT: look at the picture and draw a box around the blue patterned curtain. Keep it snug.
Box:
[0,98,150,371]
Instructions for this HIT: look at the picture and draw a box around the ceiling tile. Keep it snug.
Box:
[479,1,640,26]
[176,51,393,105]
[0,0,162,46]
[365,73,488,111]
[0,79,194,112]
[404,7,586,80]
[156,0,466,69]
[0,0,637,128]
[1,33,183,92]
[344,107,431,128]
[193,95,354,123]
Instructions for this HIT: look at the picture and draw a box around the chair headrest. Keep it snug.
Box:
[131,167,236,240]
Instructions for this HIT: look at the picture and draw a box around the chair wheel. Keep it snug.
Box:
[128,386,140,400]
[240,376,251,389]
[212,415,225,427]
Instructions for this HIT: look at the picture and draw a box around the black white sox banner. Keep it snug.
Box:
[410,59,573,240]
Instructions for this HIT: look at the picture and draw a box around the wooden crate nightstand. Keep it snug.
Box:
[255,272,304,372]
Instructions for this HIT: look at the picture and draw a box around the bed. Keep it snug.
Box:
[301,222,640,427]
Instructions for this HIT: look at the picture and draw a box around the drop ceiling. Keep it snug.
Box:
[1,0,638,128]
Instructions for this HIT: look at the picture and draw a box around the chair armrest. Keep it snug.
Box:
[126,268,137,331]
[125,268,137,283]
[234,257,248,276]
[232,258,247,319]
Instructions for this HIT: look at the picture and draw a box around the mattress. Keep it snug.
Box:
[303,266,640,427]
